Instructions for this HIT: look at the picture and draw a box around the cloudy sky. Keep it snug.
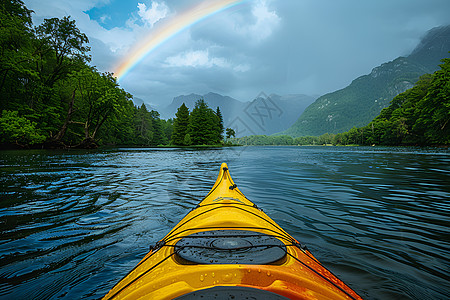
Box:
[24,0,450,109]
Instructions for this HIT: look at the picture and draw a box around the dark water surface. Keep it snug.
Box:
[0,146,449,299]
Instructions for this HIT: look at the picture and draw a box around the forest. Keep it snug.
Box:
[0,0,176,148]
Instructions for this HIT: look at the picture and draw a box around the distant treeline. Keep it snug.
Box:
[231,58,450,147]
[229,134,332,146]
[0,0,176,148]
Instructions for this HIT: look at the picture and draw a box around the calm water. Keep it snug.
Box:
[0,146,449,299]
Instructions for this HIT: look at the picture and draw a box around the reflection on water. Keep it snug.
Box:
[0,146,449,299]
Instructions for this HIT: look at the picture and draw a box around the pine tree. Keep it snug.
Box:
[215,107,224,143]
[189,99,217,145]
[135,104,153,145]
[171,103,190,145]
[149,110,163,145]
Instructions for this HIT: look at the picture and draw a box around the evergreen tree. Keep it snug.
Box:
[216,107,224,142]
[149,110,163,145]
[183,133,192,146]
[171,103,190,145]
[189,99,216,145]
[161,118,173,144]
[135,104,153,145]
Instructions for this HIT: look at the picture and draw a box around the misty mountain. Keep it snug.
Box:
[160,92,315,137]
[282,25,450,137]
[132,97,155,111]
[160,92,242,121]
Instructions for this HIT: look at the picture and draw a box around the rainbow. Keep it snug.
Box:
[114,0,245,80]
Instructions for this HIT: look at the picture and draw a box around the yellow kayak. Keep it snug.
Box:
[103,163,363,299]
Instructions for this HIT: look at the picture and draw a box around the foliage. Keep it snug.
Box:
[0,110,46,145]
[215,106,224,142]
[171,99,224,146]
[283,25,450,138]
[171,103,190,145]
[0,1,173,148]
[226,128,236,139]
[237,57,449,147]
[134,104,154,145]
[187,99,222,145]
[183,133,192,146]
[35,16,90,86]
[334,58,449,146]
[230,133,334,146]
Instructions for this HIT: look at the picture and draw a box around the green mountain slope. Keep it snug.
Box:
[282,25,450,137]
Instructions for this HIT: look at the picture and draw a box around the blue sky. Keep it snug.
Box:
[85,1,137,30]
[23,0,450,109]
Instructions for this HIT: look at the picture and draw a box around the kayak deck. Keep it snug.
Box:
[103,163,363,300]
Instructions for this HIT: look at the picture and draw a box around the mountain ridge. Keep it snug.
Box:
[160,92,316,137]
[281,25,450,137]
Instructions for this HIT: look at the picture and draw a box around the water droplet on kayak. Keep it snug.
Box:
[212,272,215,278]
[247,269,251,273]
[222,273,232,282]
[267,271,271,276]
[200,275,204,282]
[258,269,261,273]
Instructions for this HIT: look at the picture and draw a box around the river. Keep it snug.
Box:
[0,146,449,299]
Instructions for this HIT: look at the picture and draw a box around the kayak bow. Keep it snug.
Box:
[104,163,363,299]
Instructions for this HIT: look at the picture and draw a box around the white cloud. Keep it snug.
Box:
[240,0,280,42]
[99,14,111,24]
[166,50,227,68]
[137,1,169,27]
[165,50,249,72]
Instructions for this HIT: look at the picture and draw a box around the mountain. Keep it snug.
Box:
[282,25,450,137]
[243,93,315,136]
[132,97,155,111]
[160,92,243,121]
[160,92,315,137]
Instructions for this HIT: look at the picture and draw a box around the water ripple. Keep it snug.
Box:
[0,147,449,299]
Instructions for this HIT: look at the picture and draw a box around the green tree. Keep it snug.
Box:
[0,110,46,146]
[171,103,190,145]
[135,104,153,145]
[69,68,130,147]
[0,0,35,110]
[99,99,136,145]
[35,16,90,87]
[226,128,235,139]
[215,106,224,142]
[149,110,164,145]
[188,99,218,145]
[161,118,173,144]
[413,58,450,144]
[183,133,192,146]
